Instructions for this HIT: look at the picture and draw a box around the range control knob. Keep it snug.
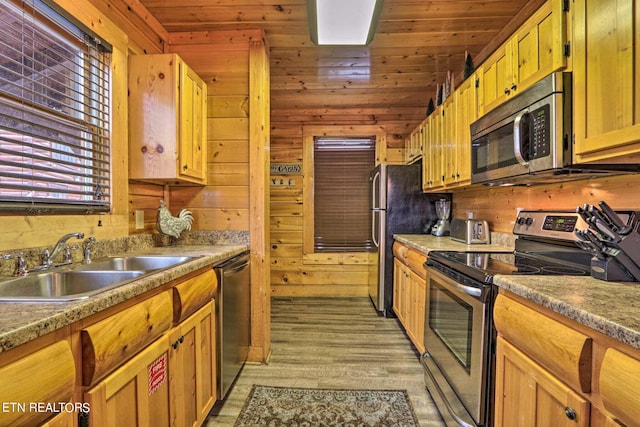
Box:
[525,217,534,226]
[517,217,526,225]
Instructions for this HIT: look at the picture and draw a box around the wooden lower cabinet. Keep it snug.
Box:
[0,340,76,427]
[85,301,216,427]
[85,336,172,427]
[392,243,426,354]
[494,291,640,427]
[40,411,76,427]
[494,336,590,427]
[168,301,216,427]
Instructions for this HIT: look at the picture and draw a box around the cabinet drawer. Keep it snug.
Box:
[0,341,75,426]
[173,269,216,323]
[493,294,592,393]
[406,250,427,279]
[81,291,173,386]
[393,242,409,260]
[600,348,640,427]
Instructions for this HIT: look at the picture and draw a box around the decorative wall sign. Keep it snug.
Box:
[271,178,296,186]
[271,163,301,174]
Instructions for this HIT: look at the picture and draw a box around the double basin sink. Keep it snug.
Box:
[0,255,200,302]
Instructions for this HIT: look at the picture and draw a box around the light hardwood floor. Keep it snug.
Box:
[205,297,445,426]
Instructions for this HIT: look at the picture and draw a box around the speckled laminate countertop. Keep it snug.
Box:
[394,234,640,351]
[0,244,248,353]
[493,275,640,350]
[393,233,514,254]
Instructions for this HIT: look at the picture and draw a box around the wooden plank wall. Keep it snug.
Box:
[166,34,254,232]
[452,174,640,233]
[126,33,255,234]
[270,124,386,298]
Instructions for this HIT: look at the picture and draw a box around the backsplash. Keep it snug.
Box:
[0,230,249,277]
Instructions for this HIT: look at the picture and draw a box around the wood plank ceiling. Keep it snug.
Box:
[139,0,541,147]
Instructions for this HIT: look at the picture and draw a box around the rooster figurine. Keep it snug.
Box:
[157,200,193,239]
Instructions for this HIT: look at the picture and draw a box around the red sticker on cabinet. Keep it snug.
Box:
[148,352,167,395]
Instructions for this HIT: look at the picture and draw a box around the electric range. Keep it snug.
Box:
[421,210,593,427]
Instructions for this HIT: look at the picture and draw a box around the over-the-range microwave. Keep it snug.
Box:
[470,72,639,186]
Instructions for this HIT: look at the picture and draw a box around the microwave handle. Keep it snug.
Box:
[513,110,529,166]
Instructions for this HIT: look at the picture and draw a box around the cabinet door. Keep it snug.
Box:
[425,108,444,190]
[573,0,640,162]
[0,340,75,427]
[393,258,403,319]
[442,97,457,187]
[168,301,216,427]
[421,115,432,191]
[512,0,566,91]
[393,258,408,324]
[455,75,478,186]
[408,268,425,354]
[40,411,75,427]
[179,63,207,182]
[84,336,171,427]
[494,336,590,427]
[479,44,513,114]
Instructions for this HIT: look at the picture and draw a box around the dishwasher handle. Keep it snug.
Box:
[215,252,250,274]
[223,259,249,275]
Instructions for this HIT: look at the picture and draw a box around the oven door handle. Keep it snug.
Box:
[448,279,483,299]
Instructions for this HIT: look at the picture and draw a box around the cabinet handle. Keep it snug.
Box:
[511,83,517,91]
[182,164,188,171]
[172,336,185,349]
[504,88,510,95]
[564,407,577,421]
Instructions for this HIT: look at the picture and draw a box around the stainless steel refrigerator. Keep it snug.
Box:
[369,161,448,316]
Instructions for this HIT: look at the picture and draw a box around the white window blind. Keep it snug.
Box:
[314,137,375,252]
[0,0,112,213]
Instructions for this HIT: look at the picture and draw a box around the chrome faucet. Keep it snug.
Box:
[1,253,27,276]
[42,232,85,268]
[82,237,96,264]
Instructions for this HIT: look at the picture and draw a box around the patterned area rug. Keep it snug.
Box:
[234,385,420,427]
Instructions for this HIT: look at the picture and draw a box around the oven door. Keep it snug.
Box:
[422,266,491,427]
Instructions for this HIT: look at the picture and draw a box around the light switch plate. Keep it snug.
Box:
[135,210,145,229]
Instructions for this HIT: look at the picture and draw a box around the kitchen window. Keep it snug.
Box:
[313,137,375,252]
[0,0,112,213]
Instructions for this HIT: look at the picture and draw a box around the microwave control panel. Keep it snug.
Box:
[524,105,551,160]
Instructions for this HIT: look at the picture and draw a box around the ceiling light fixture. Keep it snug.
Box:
[308,0,384,46]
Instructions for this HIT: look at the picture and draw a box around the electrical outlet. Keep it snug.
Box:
[135,210,145,229]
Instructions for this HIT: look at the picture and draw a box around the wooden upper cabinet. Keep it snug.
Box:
[405,125,423,164]
[573,0,640,163]
[454,75,478,186]
[479,0,567,115]
[129,53,207,185]
[423,107,445,191]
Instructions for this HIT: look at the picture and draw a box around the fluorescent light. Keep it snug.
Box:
[308,0,383,46]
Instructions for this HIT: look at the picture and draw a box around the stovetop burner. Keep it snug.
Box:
[427,250,591,285]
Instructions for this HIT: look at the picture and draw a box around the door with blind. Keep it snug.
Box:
[313,137,375,252]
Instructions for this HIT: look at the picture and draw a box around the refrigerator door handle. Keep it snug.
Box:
[372,210,379,248]
[371,171,380,210]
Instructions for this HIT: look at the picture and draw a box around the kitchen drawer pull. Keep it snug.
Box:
[564,407,577,420]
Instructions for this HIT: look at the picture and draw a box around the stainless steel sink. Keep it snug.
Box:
[74,255,197,272]
[0,270,146,302]
[0,255,201,302]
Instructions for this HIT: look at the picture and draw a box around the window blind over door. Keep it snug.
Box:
[0,0,112,213]
[314,137,375,252]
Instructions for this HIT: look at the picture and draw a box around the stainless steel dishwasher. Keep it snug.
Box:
[214,251,250,399]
